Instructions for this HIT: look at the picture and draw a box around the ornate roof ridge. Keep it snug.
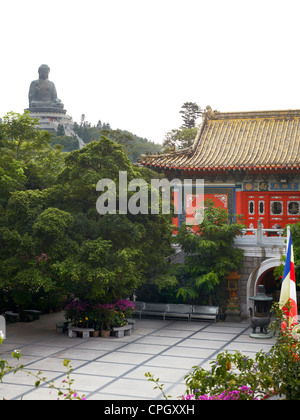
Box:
[205,108,300,120]
[138,107,300,171]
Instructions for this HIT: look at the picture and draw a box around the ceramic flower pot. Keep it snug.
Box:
[101,329,111,338]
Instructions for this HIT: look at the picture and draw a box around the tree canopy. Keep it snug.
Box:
[72,119,162,162]
[174,200,245,305]
[138,200,245,308]
[0,112,173,313]
[179,102,202,129]
[163,102,202,151]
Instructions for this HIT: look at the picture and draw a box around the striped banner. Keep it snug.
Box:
[279,231,298,332]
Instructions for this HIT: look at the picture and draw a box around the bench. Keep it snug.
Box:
[165,304,192,321]
[68,326,94,338]
[190,305,219,323]
[133,302,219,323]
[5,311,20,322]
[112,324,133,338]
[139,302,167,320]
[24,310,42,320]
[133,301,145,318]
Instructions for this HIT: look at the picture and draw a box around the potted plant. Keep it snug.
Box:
[95,303,115,337]
[64,299,90,328]
[115,300,135,320]
[89,309,101,337]
[112,310,127,328]
[92,324,100,337]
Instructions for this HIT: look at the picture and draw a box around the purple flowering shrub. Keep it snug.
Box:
[96,300,135,328]
[64,299,135,329]
[94,303,116,329]
[183,350,267,400]
[64,299,90,327]
[182,386,258,400]
[115,300,135,318]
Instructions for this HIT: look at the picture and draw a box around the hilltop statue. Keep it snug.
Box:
[28,64,66,114]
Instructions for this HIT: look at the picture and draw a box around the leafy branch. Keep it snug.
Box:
[145,372,172,400]
[0,346,86,400]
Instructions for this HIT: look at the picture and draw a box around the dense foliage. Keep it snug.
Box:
[72,119,162,162]
[0,111,173,314]
[162,102,202,151]
[137,200,245,307]
[179,102,202,130]
[173,200,245,306]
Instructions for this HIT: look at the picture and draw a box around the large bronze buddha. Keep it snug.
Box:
[28,64,66,113]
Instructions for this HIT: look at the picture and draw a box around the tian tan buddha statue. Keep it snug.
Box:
[28,64,66,113]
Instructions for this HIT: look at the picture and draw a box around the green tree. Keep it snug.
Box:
[0,113,174,311]
[99,128,134,157]
[57,124,65,136]
[73,122,162,162]
[51,138,174,302]
[0,111,64,194]
[162,102,202,151]
[179,102,202,129]
[50,134,79,152]
[162,127,198,151]
[171,200,245,305]
[0,189,77,313]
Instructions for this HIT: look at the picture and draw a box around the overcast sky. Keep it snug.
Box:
[2,0,300,144]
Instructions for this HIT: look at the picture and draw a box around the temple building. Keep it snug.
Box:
[139,108,300,230]
[139,107,300,318]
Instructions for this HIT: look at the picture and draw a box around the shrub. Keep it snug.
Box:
[147,304,300,400]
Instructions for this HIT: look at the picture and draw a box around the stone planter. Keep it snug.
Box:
[101,329,111,338]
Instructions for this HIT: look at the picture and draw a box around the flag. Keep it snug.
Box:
[279,231,298,331]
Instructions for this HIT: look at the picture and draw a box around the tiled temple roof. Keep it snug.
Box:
[139,109,300,172]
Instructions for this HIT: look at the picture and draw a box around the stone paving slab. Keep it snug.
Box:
[0,311,276,400]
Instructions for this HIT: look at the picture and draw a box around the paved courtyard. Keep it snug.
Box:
[0,312,276,400]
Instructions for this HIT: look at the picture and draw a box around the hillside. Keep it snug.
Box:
[50,120,162,162]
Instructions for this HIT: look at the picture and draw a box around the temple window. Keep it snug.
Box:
[288,201,300,215]
[270,201,283,215]
[258,201,265,215]
[248,201,255,215]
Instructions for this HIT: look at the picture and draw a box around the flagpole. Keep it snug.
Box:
[286,225,290,253]
[279,226,298,332]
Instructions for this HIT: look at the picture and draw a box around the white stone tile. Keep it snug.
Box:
[52,348,108,361]
[124,365,188,383]
[116,342,169,354]
[98,351,152,364]
[74,361,135,377]
[191,331,237,340]
[176,338,227,350]
[24,357,85,372]
[162,345,215,358]
[0,383,34,400]
[145,355,203,369]
[98,378,163,399]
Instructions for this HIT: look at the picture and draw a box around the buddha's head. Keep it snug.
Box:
[38,64,50,80]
